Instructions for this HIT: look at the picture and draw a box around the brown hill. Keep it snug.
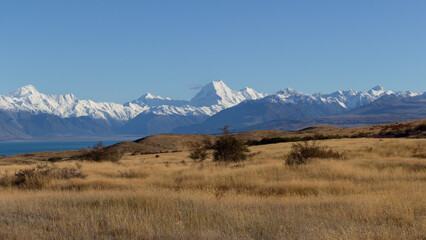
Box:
[1,119,424,161]
[135,134,217,151]
[128,119,426,152]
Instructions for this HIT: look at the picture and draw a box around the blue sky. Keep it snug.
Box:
[1,0,425,103]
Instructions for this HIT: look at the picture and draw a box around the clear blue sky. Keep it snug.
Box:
[1,0,425,103]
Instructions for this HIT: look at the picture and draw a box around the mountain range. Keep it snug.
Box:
[0,81,424,141]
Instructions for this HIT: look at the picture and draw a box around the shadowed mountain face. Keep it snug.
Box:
[116,112,206,135]
[348,93,426,116]
[0,110,116,141]
[172,99,347,134]
[0,82,424,140]
[173,94,426,134]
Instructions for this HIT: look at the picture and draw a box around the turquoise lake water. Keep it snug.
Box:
[0,140,125,156]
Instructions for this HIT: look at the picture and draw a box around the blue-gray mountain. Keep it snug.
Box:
[181,93,426,133]
[0,81,424,140]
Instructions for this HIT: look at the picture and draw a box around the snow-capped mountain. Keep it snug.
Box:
[314,85,421,110]
[0,81,266,122]
[173,86,424,134]
[125,80,267,117]
[0,81,424,140]
[266,85,421,110]
[0,85,146,121]
[126,93,189,108]
[189,80,267,108]
[0,81,268,137]
[117,80,268,134]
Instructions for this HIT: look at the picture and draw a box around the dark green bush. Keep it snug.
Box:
[83,147,123,162]
[48,157,63,162]
[415,124,426,131]
[246,135,345,146]
[212,126,249,162]
[286,141,342,165]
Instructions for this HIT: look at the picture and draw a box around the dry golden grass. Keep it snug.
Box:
[0,138,425,239]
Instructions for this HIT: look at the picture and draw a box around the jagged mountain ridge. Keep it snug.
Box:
[0,81,423,140]
[1,82,420,122]
[0,81,267,122]
[125,80,268,117]
[172,86,424,134]
[0,85,146,121]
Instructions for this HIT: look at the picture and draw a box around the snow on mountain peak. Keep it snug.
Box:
[1,85,146,121]
[144,93,157,99]
[2,82,418,125]
[190,80,237,107]
[125,80,267,116]
[371,85,384,91]
[7,85,40,98]
[190,80,266,108]
[266,85,420,110]
[276,88,304,97]
[367,85,392,97]
[139,93,170,101]
[240,87,268,100]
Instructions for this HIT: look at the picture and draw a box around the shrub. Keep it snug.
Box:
[212,126,249,162]
[415,124,426,132]
[246,135,345,146]
[92,141,105,149]
[0,163,85,189]
[286,141,342,165]
[82,147,123,162]
[48,157,63,162]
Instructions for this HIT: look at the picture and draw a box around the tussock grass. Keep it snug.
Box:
[286,141,343,165]
[0,163,85,189]
[0,138,425,239]
[117,169,150,179]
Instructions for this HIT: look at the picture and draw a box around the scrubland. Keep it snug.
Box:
[0,138,425,239]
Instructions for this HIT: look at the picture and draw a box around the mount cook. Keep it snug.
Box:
[0,81,424,140]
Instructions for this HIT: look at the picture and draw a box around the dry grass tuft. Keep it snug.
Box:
[0,163,85,189]
[117,169,150,179]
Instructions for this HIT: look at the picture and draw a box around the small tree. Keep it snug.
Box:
[92,141,105,149]
[212,126,248,162]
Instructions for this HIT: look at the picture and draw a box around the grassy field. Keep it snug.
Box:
[0,138,425,239]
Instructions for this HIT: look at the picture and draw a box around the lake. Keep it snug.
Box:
[0,140,125,156]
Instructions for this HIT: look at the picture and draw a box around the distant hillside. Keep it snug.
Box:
[122,119,425,153]
[1,119,424,159]
[0,110,115,141]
